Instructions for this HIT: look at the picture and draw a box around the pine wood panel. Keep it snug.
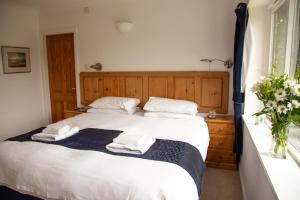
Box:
[103,77,120,96]
[80,71,229,113]
[82,77,99,104]
[124,76,143,99]
[173,77,195,101]
[148,77,168,98]
[46,33,77,122]
[200,78,222,107]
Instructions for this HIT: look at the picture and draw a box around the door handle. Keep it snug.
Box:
[71,88,76,90]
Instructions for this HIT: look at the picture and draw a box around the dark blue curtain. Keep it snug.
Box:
[233,3,248,165]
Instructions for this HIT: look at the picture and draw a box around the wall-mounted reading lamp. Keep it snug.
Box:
[89,63,102,71]
[200,58,233,69]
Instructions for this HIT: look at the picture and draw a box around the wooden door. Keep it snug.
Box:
[46,33,77,122]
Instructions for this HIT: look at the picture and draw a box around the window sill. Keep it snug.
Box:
[243,115,300,200]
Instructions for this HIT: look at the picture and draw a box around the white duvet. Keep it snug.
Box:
[0,111,209,200]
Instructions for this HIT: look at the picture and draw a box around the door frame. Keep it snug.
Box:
[40,26,80,123]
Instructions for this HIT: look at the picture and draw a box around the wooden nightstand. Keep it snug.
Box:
[64,108,87,119]
[205,115,236,170]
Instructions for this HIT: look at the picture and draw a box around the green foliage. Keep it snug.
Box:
[252,74,300,138]
[272,63,277,71]
[295,69,300,81]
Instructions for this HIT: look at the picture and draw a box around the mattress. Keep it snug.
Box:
[0,110,209,200]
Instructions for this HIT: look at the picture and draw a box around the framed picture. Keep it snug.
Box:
[1,46,31,74]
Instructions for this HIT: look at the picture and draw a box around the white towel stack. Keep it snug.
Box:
[32,121,80,142]
[106,130,156,155]
[42,121,71,135]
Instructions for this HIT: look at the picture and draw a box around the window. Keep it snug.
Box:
[269,0,300,157]
[271,0,290,75]
[288,0,300,156]
[270,0,300,76]
[294,13,300,79]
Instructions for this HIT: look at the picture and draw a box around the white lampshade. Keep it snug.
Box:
[116,21,134,33]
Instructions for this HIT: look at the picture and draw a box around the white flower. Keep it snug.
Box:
[266,100,277,108]
[292,100,300,108]
[292,84,300,96]
[259,76,266,81]
[284,79,296,88]
[287,102,292,110]
[277,105,288,114]
[260,76,271,85]
[251,83,261,92]
[274,88,287,101]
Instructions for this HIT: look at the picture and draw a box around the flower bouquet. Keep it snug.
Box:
[252,74,300,158]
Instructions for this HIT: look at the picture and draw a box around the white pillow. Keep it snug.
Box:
[87,107,140,115]
[89,96,140,113]
[144,111,196,119]
[143,97,198,114]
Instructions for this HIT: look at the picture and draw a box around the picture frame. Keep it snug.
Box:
[1,46,31,74]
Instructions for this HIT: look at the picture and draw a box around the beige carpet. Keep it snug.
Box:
[201,168,243,200]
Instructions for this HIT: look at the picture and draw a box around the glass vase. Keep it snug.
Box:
[270,127,288,159]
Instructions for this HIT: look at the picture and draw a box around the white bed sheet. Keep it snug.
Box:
[0,111,209,200]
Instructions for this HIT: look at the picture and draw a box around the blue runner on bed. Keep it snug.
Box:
[5,127,205,197]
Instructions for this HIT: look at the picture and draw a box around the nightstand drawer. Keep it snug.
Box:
[209,134,234,150]
[207,123,234,135]
[205,161,237,170]
[206,149,236,163]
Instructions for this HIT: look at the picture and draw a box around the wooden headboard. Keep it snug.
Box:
[80,71,229,113]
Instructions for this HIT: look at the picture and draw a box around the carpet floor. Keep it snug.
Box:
[201,167,243,200]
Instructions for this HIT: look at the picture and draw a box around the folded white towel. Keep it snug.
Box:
[42,125,70,135]
[43,121,71,135]
[106,134,156,155]
[32,127,80,142]
[47,121,68,129]
[113,131,151,147]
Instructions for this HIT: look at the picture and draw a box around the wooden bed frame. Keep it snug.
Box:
[80,71,229,114]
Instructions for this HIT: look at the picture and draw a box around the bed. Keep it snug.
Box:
[0,71,229,200]
[0,110,209,200]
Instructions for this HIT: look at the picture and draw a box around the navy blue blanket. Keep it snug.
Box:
[4,128,205,197]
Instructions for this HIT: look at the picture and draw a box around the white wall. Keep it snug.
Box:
[0,2,46,140]
[239,121,277,200]
[39,0,245,114]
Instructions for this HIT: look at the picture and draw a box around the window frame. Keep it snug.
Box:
[268,0,299,75]
[290,0,300,76]
[268,0,300,160]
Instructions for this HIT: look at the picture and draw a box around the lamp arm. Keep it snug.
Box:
[211,59,233,69]
[211,59,225,63]
[200,58,233,69]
